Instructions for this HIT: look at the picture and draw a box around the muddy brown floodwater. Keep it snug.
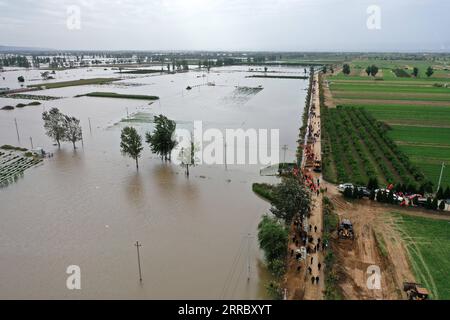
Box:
[0,66,308,299]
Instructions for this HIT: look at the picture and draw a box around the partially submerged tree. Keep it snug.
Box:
[145,115,177,161]
[257,214,288,267]
[120,126,143,170]
[42,108,66,148]
[64,115,82,149]
[178,133,199,177]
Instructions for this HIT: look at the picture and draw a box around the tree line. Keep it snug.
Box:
[341,64,434,77]
[257,176,312,299]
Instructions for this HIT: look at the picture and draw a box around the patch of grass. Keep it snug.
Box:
[374,232,388,258]
[1,145,28,151]
[119,69,163,74]
[82,92,159,100]
[252,183,276,202]
[28,78,119,89]
[392,212,450,299]
[247,75,308,80]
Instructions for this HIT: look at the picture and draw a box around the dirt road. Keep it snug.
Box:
[286,72,324,300]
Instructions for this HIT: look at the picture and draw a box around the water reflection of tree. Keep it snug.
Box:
[126,172,144,205]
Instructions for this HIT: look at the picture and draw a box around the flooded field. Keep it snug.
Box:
[0,65,307,299]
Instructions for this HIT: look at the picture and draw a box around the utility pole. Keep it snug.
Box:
[134,241,143,282]
[224,137,228,171]
[88,118,92,134]
[30,137,33,149]
[437,162,446,194]
[126,107,129,119]
[14,118,20,142]
[246,233,254,282]
[282,144,288,164]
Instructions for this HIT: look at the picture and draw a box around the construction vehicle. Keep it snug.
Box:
[313,160,322,172]
[338,219,354,240]
[403,282,429,300]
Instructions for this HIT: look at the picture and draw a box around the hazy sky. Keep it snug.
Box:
[0,0,449,51]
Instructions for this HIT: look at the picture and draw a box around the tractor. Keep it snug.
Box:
[313,160,322,172]
[403,282,429,300]
[338,219,354,240]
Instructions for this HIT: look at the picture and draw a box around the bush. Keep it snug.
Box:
[266,281,283,300]
[252,183,275,202]
[257,215,288,270]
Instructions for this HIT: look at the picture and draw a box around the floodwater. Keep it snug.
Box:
[0,65,308,299]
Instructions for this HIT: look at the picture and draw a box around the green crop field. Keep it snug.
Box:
[28,78,119,89]
[390,212,450,299]
[389,126,450,146]
[338,103,450,126]
[326,60,450,190]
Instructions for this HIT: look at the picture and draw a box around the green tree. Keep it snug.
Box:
[257,215,288,264]
[270,178,311,224]
[178,133,199,177]
[412,67,419,77]
[145,115,177,161]
[64,115,82,149]
[265,281,283,300]
[42,108,66,148]
[120,126,143,170]
[370,65,379,76]
[365,66,371,76]
[342,64,351,75]
[426,66,434,77]
[322,65,327,74]
[438,200,446,211]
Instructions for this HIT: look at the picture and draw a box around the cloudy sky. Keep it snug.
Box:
[0,0,449,51]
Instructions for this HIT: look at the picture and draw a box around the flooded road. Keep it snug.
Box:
[0,66,307,299]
